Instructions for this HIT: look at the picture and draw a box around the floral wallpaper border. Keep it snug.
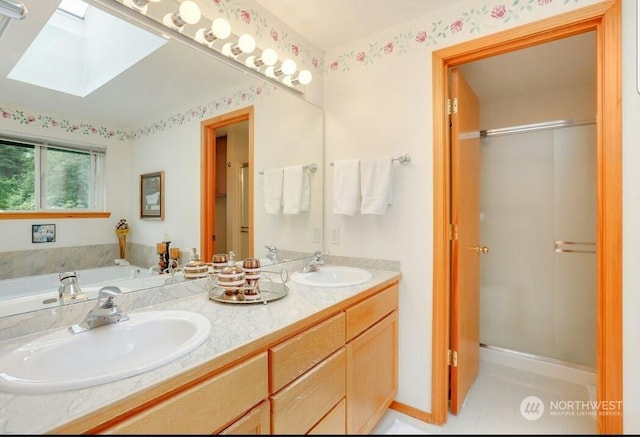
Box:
[0,81,275,143]
[326,0,594,73]
[205,0,323,75]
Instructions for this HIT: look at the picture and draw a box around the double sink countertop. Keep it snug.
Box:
[0,262,401,434]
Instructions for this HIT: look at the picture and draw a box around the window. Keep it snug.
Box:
[0,136,105,212]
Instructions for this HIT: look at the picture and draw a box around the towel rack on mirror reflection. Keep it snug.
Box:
[554,240,596,254]
[258,163,317,175]
[329,153,412,166]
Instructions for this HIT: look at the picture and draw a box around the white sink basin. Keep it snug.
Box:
[291,266,373,288]
[0,310,211,394]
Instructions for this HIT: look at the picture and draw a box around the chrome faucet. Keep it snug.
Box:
[58,271,87,304]
[265,245,279,264]
[299,251,324,273]
[68,286,129,334]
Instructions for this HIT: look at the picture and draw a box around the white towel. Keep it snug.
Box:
[282,165,305,214]
[360,157,393,214]
[332,159,360,215]
[263,168,283,214]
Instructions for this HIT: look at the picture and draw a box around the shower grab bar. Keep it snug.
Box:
[554,240,596,254]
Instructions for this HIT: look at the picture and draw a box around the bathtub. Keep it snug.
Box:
[0,265,161,318]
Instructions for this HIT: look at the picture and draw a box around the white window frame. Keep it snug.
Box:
[0,132,106,212]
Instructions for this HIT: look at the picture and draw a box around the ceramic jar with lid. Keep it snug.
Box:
[242,258,261,299]
[211,253,228,274]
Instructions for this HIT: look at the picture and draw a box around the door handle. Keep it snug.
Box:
[473,246,489,254]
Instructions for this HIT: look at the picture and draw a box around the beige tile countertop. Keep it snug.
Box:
[0,262,401,434]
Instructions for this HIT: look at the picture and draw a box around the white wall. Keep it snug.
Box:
[323,0,610,418]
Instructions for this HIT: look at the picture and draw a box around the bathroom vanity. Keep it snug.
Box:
[0,266,400,435]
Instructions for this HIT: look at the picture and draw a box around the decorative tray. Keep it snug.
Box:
[208,280,289,304]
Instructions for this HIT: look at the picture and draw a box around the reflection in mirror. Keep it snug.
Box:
[0,0,324,319]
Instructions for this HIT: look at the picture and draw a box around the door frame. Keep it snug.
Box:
[431,1,621,434]
[201,106,255,263]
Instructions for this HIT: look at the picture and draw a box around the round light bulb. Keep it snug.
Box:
[245,56,257,69]
[282,76,293,87]
[221,42,234,57]
[265,66,276,78]
[211,17,231,39]
[237,34,256,54]
[179,1,201,24]
[297,69,312,85]
[125,0,161,13]
[281,59,297,76]
[261,48,278,66]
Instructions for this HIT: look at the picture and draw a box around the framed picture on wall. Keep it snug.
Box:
[140,171,164,220]
[32,224,56,243]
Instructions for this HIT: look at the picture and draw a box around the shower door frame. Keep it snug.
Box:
[431,1,621,434]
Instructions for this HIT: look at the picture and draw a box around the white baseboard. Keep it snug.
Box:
[479,344,597,386]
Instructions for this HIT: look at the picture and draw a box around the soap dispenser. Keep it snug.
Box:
[183,247,208,279]
[216,251,246,295]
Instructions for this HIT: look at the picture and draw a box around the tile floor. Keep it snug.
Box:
[372,357,598,434]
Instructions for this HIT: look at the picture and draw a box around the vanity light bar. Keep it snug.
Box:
[113,0,312,92]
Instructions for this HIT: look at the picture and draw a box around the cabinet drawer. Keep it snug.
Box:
[308,398,346,435]
[345,283,398,341]
[103,352,268,434]
[269,312,345,393]
[270,347,346,435]
[219,400,270,435]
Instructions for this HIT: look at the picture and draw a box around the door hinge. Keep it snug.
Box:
[448,349,458,367]
[449,223,458,241]
[447,98,458,115]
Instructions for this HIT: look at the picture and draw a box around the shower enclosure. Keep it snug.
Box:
[479,120,596,369]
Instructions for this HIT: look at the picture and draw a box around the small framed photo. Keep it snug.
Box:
[140,171,164,220]
[32,224,56,243]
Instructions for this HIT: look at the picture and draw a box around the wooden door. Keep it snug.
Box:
[449,67,482,414]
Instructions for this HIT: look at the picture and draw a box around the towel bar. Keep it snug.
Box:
[258,163,317,175]
[329,153,411,166]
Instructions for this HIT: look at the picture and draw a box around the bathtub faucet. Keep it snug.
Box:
[58,271,87,304]
[68,286,130,334]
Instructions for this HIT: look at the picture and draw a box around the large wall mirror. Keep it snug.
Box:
[0,0,324,319]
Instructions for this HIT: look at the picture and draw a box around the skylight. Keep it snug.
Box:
[7,0,167,97]
[57,0,89,20]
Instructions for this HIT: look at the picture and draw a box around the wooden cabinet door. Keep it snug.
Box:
[346,310,398,434]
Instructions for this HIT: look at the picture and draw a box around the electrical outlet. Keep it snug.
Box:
[330,227,340,244]
[312,227,321,243]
